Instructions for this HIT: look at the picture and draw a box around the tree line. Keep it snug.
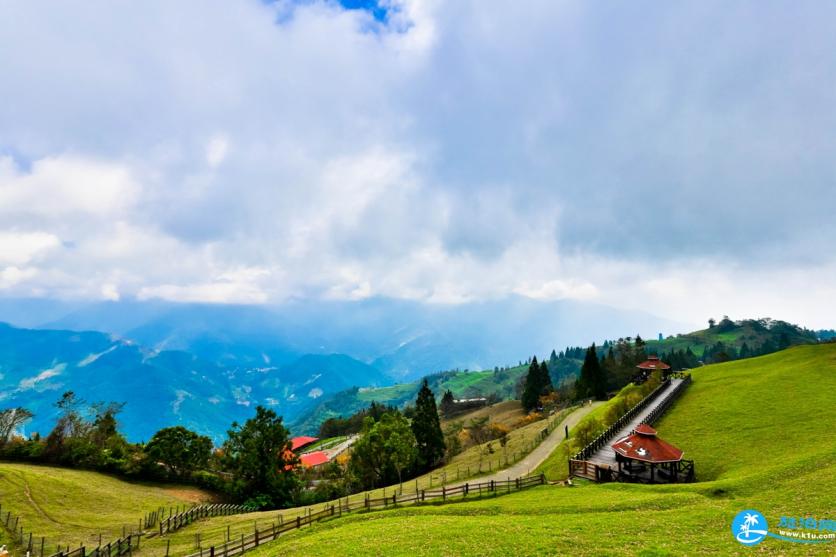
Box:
[0,380,448,511]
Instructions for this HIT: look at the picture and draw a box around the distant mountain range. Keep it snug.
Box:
[0,296,687,440]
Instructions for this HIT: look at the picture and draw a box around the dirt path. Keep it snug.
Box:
[448,401,603,488]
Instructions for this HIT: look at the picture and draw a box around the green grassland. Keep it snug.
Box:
[237,344,836,556]
[136,407,572,557]
[0,462,214,550]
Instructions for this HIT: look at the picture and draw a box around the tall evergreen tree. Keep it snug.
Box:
[539,360,553,394]
[411,380,445,471]
[439,389,455,418]
[577,344,607,400]
[521,356,542,412]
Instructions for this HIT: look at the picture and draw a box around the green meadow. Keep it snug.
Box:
[240,344,836,556]
[1,344,833,556]
[0,462,212,551]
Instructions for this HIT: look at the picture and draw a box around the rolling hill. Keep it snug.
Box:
[240,344,836,555]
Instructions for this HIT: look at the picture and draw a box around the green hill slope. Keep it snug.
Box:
[0,462,214,551]
[242,344,836,556]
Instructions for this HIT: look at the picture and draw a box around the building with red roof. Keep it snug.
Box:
[611,424,689,482]
[299,450,330,468]
[290,436,319,451]
[635,355,672,382]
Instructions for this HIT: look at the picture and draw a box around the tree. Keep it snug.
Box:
[521,356,543,412]
[439,389,456,418]
[349,413,417,489]
[708,318,716,329]
[146,426,212,479]
[223,406,298,508]
[577,344,607,400]
[411,380,446,471]
[539,360,553,393]
[0,407,34,445]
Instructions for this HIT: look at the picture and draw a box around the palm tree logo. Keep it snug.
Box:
[739,513,758,538]
[732,510,768,545]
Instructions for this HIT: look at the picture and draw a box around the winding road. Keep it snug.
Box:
[448,401,603,488]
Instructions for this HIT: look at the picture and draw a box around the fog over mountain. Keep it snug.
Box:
[0,296,683,440]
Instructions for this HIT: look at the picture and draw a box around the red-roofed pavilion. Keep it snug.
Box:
[635,355,672,381]
[611,424,686,482]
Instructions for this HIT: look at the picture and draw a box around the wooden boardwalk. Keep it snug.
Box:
[586,378,685,469]
[569,374,693,482]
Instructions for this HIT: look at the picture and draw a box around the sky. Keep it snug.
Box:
[1,0,835,329]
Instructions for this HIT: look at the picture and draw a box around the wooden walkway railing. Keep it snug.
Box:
[182,474,547,557]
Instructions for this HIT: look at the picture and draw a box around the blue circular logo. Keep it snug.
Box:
[732,509,769,545]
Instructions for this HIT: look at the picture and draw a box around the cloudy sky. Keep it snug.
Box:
[1,0,835,328]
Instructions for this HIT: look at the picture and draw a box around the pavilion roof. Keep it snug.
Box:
[636,355,671,370]
[299,451,329,468]
[611,424,683,463]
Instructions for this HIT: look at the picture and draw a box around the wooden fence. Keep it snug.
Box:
[159,505,254,536]
[0,498,197,557]
[182,474,546,557]
[46,533,142,557]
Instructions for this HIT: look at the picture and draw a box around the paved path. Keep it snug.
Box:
[448,402,603,487]
[324,434,357,460]
[586,378,685,469]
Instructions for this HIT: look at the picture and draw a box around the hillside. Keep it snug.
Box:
[646,317,817,362]
[0,462,213,551]
[239,344,835,555]
[291,318,817,434]
[290,363,532,434]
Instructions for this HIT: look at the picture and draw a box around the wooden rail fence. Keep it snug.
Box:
[46,533,142,557]
[182,474,546,557]
[159,505,254,536]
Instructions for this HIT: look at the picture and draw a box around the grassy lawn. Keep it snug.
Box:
[0,462,214,551]
[236,344,836,556]
[137,408,573,556]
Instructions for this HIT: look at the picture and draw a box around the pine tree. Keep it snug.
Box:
[539,360,553,394]
[577,344,607,400]
[411,380,445,471]
[439,389,455,418]
[521,356,542,412]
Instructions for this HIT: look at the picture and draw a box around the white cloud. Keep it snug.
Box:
[0,231,60,265]
[0,156,138,218]
[0,1,832,327]
[205,134,229,168]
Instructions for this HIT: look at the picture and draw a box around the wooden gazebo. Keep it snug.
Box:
[635,355,671,382]
[611,424,692,483]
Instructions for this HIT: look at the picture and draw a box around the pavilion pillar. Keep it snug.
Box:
[650,463,655,483]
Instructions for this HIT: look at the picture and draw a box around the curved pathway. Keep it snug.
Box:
[449,401,603,487]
